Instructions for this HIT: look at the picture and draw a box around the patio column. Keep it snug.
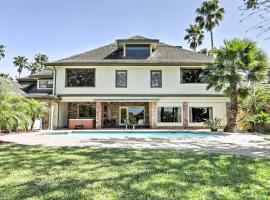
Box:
[149,102,157,129]
[183,102,189,128]
[96,102,102,129]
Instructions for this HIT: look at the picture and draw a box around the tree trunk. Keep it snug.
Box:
[224,86,238,133]
[210,31,214,52]
[31,116,35,131]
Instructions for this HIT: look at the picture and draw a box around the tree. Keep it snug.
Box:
[0,92,17,132]
[13,56,28,77]
[0,73,13,80]
[241,0,270,38]
[34,53,48,72]
[27,98,48,130]
[0,44,5,61]
[203,39,268,132]
[241,86,270,132]
[196,0,225,51]
[28,62,38,75]
[199,48,212,56]
[184,24,204,52]
[27,53,49,74]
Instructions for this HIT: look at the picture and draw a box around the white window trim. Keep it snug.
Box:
[156,106,183,126]
[37,79,53,90]
[188,106,213,126]
[119,106,145,125]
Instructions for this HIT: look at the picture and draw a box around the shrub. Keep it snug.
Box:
[204,117,222,132]
[246,111,270,133]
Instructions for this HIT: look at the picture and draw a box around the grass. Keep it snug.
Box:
[0,144,270,200]
[264,135,270,141]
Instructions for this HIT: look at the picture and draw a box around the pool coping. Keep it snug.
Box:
[1,130,270,158]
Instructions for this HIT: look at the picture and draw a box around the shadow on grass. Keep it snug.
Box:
[0,144,270,200]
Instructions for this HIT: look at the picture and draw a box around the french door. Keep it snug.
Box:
[119,106,145,125]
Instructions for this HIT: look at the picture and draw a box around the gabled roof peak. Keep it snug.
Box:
[116,35,159,43]
[125,35,155,40]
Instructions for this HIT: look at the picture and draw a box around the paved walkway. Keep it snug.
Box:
[1,132,270,158]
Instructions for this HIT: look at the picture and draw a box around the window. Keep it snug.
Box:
[151,70,162,88]
[181,69,204,83]
[66,69,95,87]
[158,107,181,123]
[120,106,145,125]
[189,107,213,123]
[126,45,150,58]
[38,80,53,89]
[78,105,96,119]
[116,70,127,88]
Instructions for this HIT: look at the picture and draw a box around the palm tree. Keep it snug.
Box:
[203,39,268,132]
[0,73,13,80]
[34,53,49,72]
[0,44,5,61]
[199,48,211,56]
[13,56,28,77]
[184,24,204,52]
[28,62,38,75]
[0,92,17,132]
[196,0,225,51]
[27,98,48,130]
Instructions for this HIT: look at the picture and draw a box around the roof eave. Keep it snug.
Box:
[46,61,212,67]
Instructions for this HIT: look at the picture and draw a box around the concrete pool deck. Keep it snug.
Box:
[1,130,270,158]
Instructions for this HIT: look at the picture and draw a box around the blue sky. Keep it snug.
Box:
[0,0,267,78]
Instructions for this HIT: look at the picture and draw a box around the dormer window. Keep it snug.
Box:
[125,44,150,59]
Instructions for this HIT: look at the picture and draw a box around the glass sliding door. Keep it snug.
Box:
[128,106,144,124]
[119,106,145,125]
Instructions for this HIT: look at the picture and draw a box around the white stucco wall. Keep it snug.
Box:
[55,66,221,95]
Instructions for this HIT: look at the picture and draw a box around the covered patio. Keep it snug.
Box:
[62,100,158,129]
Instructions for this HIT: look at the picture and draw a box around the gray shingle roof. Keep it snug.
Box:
[47,35,212,66]
[0,77,25,96]
[29,70,53,78]
[17,70,53,81]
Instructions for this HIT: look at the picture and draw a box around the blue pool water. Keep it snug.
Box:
[44,131,222,139]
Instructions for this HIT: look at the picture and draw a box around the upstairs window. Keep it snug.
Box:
[181,69,204,84]
[116,70,127,88]
[151,70,162,88]
[126,45,150,59]
[37,80,53,89]
[66,69,95,87]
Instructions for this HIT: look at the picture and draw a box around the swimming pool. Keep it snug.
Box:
[43,130,222,139]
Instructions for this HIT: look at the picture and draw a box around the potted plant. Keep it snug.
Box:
[204,117,222,132]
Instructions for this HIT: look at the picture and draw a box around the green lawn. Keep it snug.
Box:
[265,135,270,141]
[0,144,270,200]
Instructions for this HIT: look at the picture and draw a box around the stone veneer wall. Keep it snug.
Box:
[101,102,150,126]
[183,102,189,128]
[68,102,96,119]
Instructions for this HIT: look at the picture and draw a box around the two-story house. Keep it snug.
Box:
[18,35,229,130]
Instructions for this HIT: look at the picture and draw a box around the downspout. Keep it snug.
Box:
[52,66,57,96]
[51,66,58,130]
